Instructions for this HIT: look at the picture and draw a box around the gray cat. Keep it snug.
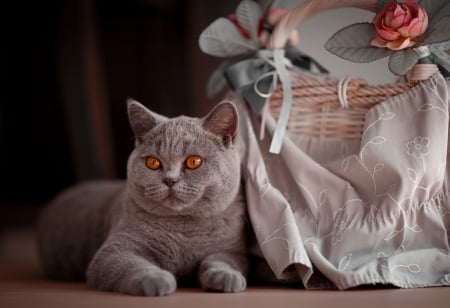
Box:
[37,99,248,296]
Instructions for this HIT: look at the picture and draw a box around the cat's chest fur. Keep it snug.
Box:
[113,199,246,280]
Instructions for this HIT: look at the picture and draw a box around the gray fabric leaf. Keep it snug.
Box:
[388,49,418,75]
[376,0,391,12]
[199,17,257,57]
[325,23,391,63]
[207,64,228,100]
[236,0,262,43]
[258,0,274,13]
[419,0,449,25]
[422,16,450,46]
[429,41,450,76]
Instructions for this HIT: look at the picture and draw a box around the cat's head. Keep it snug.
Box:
[126,99,242,217]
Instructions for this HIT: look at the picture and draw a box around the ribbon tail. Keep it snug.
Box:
[269,49,293,154]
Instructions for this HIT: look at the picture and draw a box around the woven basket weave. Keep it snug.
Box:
[265,0,437,140]
[269,75,414,139]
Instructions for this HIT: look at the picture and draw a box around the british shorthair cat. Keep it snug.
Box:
[37,99,248,296]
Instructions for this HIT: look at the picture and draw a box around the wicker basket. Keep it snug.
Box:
[264,0,438,140]
[269,75,414,139]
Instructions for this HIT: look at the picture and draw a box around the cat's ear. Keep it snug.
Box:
[127,98,167,144]
[203,101,238,146]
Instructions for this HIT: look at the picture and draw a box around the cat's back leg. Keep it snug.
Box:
[37,180,124,281]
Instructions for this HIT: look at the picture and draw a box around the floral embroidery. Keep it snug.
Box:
[406,136,430,159]
[214,0,450,290]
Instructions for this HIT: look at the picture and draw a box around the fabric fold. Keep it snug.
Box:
[238,73,450,289]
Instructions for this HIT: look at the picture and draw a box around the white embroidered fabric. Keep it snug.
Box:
[237,73,450,289]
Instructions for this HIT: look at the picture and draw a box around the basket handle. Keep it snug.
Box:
[267,0,377,49]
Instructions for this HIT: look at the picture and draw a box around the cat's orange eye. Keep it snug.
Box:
[145,156,161,170]
[185,155,202,170]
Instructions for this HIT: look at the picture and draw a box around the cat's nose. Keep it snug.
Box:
[163,178,178,188]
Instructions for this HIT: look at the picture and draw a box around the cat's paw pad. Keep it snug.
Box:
[126,269,177,296]
[200,268,246,293]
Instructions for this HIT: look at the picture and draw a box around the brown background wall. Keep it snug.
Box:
[0,0,239,224]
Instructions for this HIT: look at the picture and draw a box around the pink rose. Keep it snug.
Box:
[370,0,428,50]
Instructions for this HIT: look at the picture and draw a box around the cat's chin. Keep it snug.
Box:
[141,193,200,216]
[161,196,193,212]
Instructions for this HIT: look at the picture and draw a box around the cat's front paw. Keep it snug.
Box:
[122,269,177,296]
[199,268,246,293]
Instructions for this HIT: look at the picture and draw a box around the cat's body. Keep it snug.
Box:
[37,100,248,296]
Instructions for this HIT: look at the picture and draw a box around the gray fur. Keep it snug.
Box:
[37,99,248,296]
